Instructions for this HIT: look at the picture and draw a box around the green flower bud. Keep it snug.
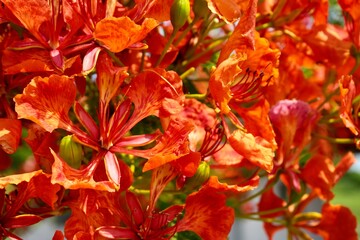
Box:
[59,135,83,169]
[170,0,190,30]
[193,0,209,19]
[185,161,210,190]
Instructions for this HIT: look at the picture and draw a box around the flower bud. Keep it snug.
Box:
[193,0,209,19]
[185,161,210,190]
[59,135,83,169]
[170,0,190,30]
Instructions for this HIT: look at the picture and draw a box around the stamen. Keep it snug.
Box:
[199,122,226,159]
[149,211,170,230]
[231,68,270,103]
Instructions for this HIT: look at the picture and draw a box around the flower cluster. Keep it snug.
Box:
[0,0,359,239]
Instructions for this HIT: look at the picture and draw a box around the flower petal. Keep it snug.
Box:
[2,48,55,74]
[96,53,129,106]
[258,186,287,238]
[94,17,158,53]
[142,117,193,171]
[209,53,245,114]
[14,75,76,132]
[104,152,121,186]
[229,130,274,172]
[313,203,358,240]
[0,119,21,154]
[232,98,277,150]
[177,187,234,240]
[96,226,139,239]
[207,0,247,23]
[203,176,259,194]
[339,75,359,135]
[50,149,116,191]
[3,215,43,228]
[0,170,43,188]
[126,69,184,119]
[1,0,51,44]
[149,164,177,211]
[218,0,257,62]
[0,171,61,209]
[269,99,317,165]
[300,154,335,200]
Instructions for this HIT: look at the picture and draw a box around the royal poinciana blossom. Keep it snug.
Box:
[0,0,359,239]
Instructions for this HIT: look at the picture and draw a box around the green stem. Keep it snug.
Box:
[313,133,356,144]
[155,29,179,67]
[185,93,207,100]
[162,189,184,194]
[184,15,217,59]
[238,179,277,205]
[350,55,360,75]
[129,187,150,195]
[201,35,229,45]
[180,67,195,79]
[238,214,285,224]
[272,0,286,20]
[173,17,198,46]
[182,41,221,68]
[242,206,288,217]
[106,50,125,67]
[256,22,274,31]
[316,88,339,111]
[326,118,342,124]
[129,187,183,195]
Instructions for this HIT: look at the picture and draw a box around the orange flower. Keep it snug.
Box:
[0,0,92,73]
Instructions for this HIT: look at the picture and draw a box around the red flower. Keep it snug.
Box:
[0,171,61,239]
[14,55,190,189]
[0,0,91,73]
